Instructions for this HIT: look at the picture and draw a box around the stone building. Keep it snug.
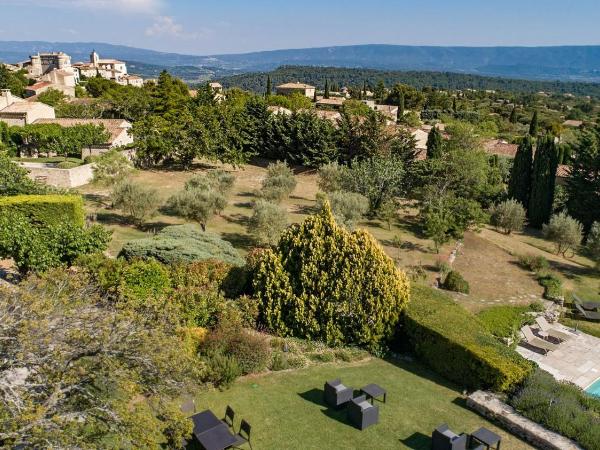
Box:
[0,89,56,126]
[73,51,140,86]
[276,82,316,98]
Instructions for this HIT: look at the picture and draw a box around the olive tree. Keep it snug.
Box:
[316,191,369,229]
[542,212,583,257]
[111,180,161,227]
[259,161,297,203]
[489,199,526,234]
[247,200,288,246]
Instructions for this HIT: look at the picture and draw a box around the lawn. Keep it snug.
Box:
[195,358,532,450]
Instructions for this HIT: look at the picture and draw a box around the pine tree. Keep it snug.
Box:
[529,135,559,227]
[508,135,533,209]
[426,126,444,159]
[509,106,517,124]
[529,110,539,136]
[397,91,405,122]
[266,75,272,97]
[324,80,330,99]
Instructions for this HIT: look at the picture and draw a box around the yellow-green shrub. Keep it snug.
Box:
[0,194,85,226]
[253,203,410,350]
[401,285,533,392]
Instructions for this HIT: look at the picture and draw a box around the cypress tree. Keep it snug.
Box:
[266,75,272,97]
[426,126,444,159]
[397,91,405,122]
[313,89,318,102]
[452,97,457,113]
[529,135,559,227]
[324,80,330,99]
[509,106,517,124]
[508,135,533,209]
[363,80,367,98]
[529,110,539,136]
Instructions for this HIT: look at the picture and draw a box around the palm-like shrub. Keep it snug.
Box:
[253,203,410,349]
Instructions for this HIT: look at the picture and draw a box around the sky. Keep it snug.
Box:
[1,0,599,55]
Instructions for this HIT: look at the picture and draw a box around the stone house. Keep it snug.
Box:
[276,82,316,98]
[0,90,56,126]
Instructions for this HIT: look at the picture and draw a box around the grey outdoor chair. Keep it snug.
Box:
[222,405,235,428]
[230,419,252,449]
[431,424,470,450]
[347,395,379,430]
[574,302,600,321]
[324,379,353,408]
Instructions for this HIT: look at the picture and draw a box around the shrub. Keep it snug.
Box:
[259,161,297,203]
[247,200,288,246]
[270,352,289,371]
[517,254,549,272]
[119,224,244,266]
[92,149,134,185]
[543,212,583,257]
[477,305,536,339]
[537,272,564,300]
[167,185,225,231]
[442,270,470,294]
[316,191,369,229]
[253,203,410,349]
[56,160,80,169]
[112,180,161,226]
[117,258,173,308]
[0,152,47,195]
[489,199,526,234]
[204,352,242,388]
[435,260,452,276]
[204,327,271,375]
[400,285,533,391]
[317,161,345,193]
[0,194,84,226]
[509,369,600,450]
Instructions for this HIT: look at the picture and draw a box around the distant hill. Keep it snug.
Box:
[2,41,600,82]
[220,66,600,98]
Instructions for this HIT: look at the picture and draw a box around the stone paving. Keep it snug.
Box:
[517,323,600,389]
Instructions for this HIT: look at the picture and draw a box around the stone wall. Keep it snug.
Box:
[467,391,582,450]
[21,162,94,188]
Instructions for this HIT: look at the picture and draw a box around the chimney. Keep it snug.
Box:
[1,88,12,104]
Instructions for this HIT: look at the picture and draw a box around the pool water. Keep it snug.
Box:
[586,378,600,397]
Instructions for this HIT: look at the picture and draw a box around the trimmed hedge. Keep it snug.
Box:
[0,195,85,227]
[442,270,470,294]
[477,305,536,339]
[400,285,533,392]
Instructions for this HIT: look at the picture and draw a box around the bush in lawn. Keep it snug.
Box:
[537,271,564,300]
[517,254,550,272]
[167,185,225,231]
[259,161,297,203]
[400,285,533,391]
[509,369,600,450]
[489,199,526,234]
[0,194,84,226]
[111,180,161,227]
[317,161,346,193]
[542,212,583,257]
[204,352,242,388]
[92,149,134,185]
[442,270,470,294]
[119,224,244,266]
[247,199,288,246]
[316,191,369,229]
[253,202,410,349]
[477,305,536,340]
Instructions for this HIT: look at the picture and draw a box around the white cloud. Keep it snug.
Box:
[145,15,207,40]
[9,0,162,14]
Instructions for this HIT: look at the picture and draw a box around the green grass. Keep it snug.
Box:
[13,156,83,164]
[196,358,532,449]
[477,305,536,338]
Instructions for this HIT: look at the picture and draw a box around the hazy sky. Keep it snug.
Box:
[1,0,599,55]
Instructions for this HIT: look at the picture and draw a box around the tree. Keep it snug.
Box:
[341,155,404,214]
[426,126,444,159]
[259,161,297,203]
[542,212,583,257]
[91,149,134,185]
[316,191,369,229]
[489,199,526,234]
[0,152,47,195]
[566,128,600,231]
[585,222,600,269]
[253,204,410,350]
[317,161,346,193]
[336,109,391,161]
[324,79,330,99]
[111,180,161,227]
[509,106,517,124]
[247,200,288,246]
[0,65,28,97]
[374,79,386,103]
[168,187,224,232]
[0,270,196,448]
[529,110,539,136]
[508,135,533,209]
[529,135,559,227]
[378,199,397,230]
[266,75,272,97]
[397,91,405,122]
[37,88,67,107]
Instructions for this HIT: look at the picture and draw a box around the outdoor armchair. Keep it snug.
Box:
[347,395,379,430]
[324,379,353,408]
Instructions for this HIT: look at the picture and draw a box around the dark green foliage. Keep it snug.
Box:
[477,305,536,339]
[517,254,550,272]
[529,110,539,136]
[119,224,244,266]
[537,272,564,300]
[566,127,600,231]
[509,106,517,123]
[442,270,470,293]
[204,352,242,388]
[37,88,67,107]
[509,369,600,450]
[508,135,533,209]
[266,75,272,96]
[528,135,559,228]
[397,90,405,121]
[324,79,330,99]
[0,65,28,96]
[0,194,85,226]
[0,152,47,196]
[400,285,533,392]
[426,126,444,159]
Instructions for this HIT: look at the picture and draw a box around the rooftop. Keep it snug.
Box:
[483,139,519,157]
[0,101,52,115]
[277,82,315,90]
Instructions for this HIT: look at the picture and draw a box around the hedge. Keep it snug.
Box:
[399,285,533,392]
[0,195,85,227]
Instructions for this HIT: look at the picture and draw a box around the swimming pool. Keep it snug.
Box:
[586,378,600,397]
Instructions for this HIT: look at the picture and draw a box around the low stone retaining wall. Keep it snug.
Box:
[467,391,582,450]
[21,162,94,188]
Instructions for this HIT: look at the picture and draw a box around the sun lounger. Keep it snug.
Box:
[574,302,600,321]
[573,294,600,311]
[521,325,560,354]
[535,316,574,341]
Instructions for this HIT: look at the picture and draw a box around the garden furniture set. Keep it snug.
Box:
[432,423,501,450]
[190,406,252,450]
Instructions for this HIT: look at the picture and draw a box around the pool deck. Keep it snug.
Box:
[517,323,600,390]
